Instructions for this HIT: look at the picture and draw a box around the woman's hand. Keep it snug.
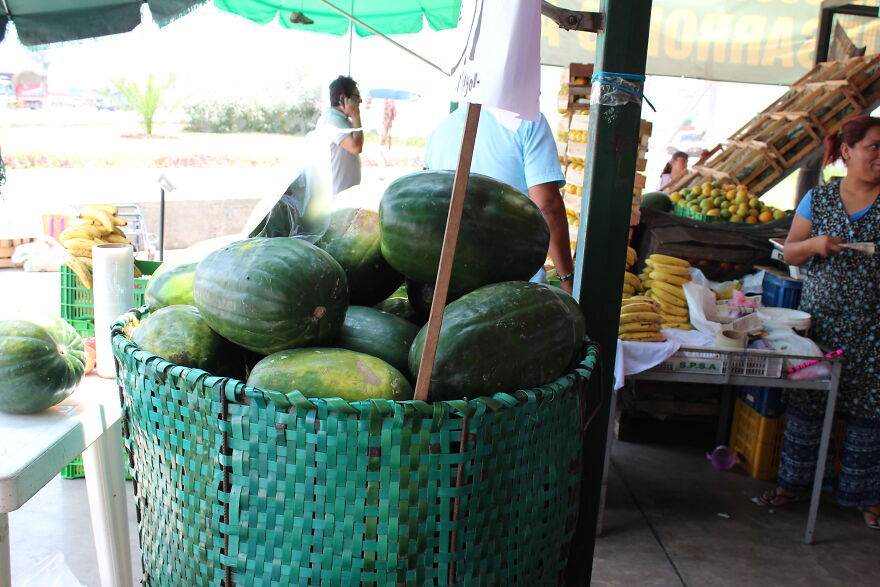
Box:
[811,234,846,257]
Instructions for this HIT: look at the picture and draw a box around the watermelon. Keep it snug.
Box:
[132,305,242,377]
[406,278,463,323]
[640,191,673,212]
[144,262,197,309]
[247,348,412,402]
[316,207,404,306]
[408,282,585,401]
[379,171,550,293]
[336,306,420,376]
[373,297,423,325]
[193,238,349,355]
[0,314,85,413]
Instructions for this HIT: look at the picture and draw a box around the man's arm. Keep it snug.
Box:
[529,182,574,294]
[339,99,364,155]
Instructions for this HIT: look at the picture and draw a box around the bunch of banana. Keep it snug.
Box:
[59,204,134,290]
[625,246,637,271]
[619,296,665,342]
[643,254,694,331]
[622,270,641,299]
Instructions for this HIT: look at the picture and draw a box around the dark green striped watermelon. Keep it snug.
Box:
[316,207,404,306]
[374,297,423,325]
[336,306,420,376]
[408,282,585,401]
[247,347,412,402]
[0,314,85,413]
[379,171,550,293]
[193,237,349,355]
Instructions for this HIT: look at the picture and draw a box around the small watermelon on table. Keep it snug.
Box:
[0,313,86,414]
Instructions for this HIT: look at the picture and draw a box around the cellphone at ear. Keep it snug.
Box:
[338,97,346,106]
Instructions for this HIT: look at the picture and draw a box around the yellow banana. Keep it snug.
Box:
[112,215,127,226]
[663,323,694,330]
[59,225,103,242]
[620,331,665,342]
[79,207,114,233]
[90,203,119,215]
[621,302,659,315]
[622,283,636,295]
[622,295,657,306]
[651,287,688,308]
[133,265,143,278]
[649,253,690,268]
[619,312,663,325]
[67,248,93,259]
[649,270,690,286]
[619,322,662,334]
[658,301,689,316]
[105,234,130,244]
[626,246,637,268]
[72,218,97,228]
[642,279,655,289]
[63,238,101,250]
[660,313,689,324]
[646,259,690,276]
[623,271,641,290]
[622,293,632,300]
[77,256,94,268]
[652,280,686,299]
[64,254,93,289]
[110,226,126,237]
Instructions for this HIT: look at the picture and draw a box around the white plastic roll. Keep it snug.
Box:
[93,244,134,378]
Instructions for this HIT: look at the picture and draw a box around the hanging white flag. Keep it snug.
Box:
[451,0,541,122]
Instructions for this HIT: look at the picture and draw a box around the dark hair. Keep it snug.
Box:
[329,75,358,104]
[822,115,880,166]
[661,151,689,175]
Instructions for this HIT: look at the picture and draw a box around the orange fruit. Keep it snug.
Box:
[745,215,758,224]
[670,192,683,203]
[758,211,774,223]
[707,208,722,216]
[725,191,737,200]
[728,205,739,215]
[773,210,786,220]
[749,208,760,218]
[730,214,744,223]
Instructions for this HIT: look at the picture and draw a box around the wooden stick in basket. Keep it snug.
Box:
[413,102,482,401]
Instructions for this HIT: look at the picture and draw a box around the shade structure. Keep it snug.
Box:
[366,88,421,101]
[0,1,207,46]
[214,0,461,37]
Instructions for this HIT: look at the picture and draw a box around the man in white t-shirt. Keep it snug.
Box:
[315,76,363,194]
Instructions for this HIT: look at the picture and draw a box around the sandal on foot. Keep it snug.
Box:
[756,488,800,507]
[859,507,880,530]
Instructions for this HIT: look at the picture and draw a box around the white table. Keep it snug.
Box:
[0,375,132,587]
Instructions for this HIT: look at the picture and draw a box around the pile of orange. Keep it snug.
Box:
[669,181,788,224]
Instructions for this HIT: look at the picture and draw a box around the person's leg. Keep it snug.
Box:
[836,414,880,527]
[762,406,834,505]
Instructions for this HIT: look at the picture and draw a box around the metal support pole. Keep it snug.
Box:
[158,188,165,262]
[565,1,652,583]
[804,359,841,544]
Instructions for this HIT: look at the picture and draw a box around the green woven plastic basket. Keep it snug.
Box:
[112,306,598,586]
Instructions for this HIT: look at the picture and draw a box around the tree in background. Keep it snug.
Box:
[110,74,175,135]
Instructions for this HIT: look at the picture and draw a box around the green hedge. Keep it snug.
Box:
[184,100,320,135]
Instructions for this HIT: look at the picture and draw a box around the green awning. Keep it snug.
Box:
[214,0,462,37]
[0,1,207,47]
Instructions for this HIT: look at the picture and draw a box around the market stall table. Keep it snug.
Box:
[0,375,132,587]
[624,346,843,545]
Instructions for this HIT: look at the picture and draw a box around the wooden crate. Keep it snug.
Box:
[0,238,36,268]
[736,113,823,169]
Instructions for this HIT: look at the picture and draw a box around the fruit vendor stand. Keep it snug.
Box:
[0,2,656,585]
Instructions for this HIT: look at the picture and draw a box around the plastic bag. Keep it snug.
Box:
[763,327,832,379]
[10,235,65,272]
[13,552,84,587]
[248,130,336,243]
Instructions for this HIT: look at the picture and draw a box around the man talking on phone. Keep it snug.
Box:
[316,75,363,195]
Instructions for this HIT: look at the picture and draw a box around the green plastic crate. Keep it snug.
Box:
[60,259,161,338]
[673,203,726,223]
[60,456,132,480]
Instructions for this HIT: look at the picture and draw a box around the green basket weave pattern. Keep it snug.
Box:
[112,307,598,586]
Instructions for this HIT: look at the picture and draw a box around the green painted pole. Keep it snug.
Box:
[566,0,653,583]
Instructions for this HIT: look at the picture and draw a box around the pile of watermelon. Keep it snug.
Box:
[130,170,587,403]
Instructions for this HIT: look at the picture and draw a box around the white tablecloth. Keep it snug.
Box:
[613,329,715,389]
